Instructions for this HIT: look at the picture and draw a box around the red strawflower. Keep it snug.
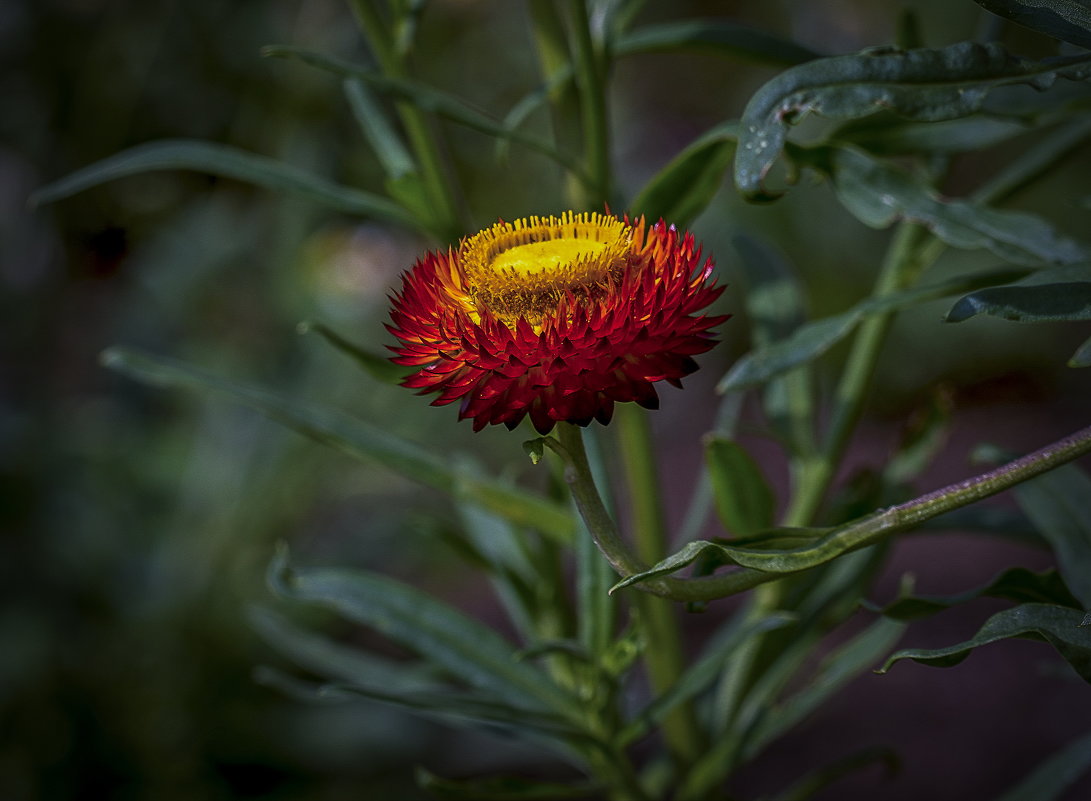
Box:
[386,211,728,434]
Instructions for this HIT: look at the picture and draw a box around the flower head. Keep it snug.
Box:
[386,211,728,434]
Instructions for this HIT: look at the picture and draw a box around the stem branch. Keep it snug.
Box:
[554,422,1091,604]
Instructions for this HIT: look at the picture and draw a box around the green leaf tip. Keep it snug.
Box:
[522,438,546,465]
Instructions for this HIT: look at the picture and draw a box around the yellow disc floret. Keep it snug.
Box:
[460,211,633,325]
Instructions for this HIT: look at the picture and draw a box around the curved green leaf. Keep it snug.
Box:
[877,603,1091,682]
[828,147,1088,265]
[609,530,828,593]
[630,123,738,227]
[945,263,1091,322]
[948,281,1091,322]
[735,42,1091,200]
[100,347,575,542]
[866,567,1082,621]
[974,0,1091,50]
[719,309,861,393]
[719,266,1030,391]
[616,20,820,66]
[30,139,417,227]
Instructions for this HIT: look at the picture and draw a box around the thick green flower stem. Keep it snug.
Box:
[347,0,463,240]
[586,744,651,801]
[613,406,704,769]
[528,0,586,208]
[555,421,1091,603]
[784,222,929,528]
[566,0,612,207]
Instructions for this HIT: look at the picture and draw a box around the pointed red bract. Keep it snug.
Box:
[386,214,728,434]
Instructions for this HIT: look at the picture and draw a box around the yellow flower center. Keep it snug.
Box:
[460,211,633,326]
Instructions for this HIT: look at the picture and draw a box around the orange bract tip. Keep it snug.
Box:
[386,212,728,434]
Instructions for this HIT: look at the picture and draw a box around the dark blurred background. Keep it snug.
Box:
[4,1,1091,799]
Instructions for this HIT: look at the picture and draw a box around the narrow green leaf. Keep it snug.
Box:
[255,665,583,738]
[735,41,1091,200]
[974,0,1091,50]
[1013,462,1091,607]
[616,20,821,66]
[878,603,1091,682]
[297,321,410,384]
[720,310,862,393]
[866,567,1082,621]
[101,347,575,541]
[449,458,540,638]
[630,124,738,228]
[619,611,796,746]
[249,606,439,691]
[271,552,586,719]
[993,728,1091,801]
[30,139,417,227]
[263,45,585,178]
[494,81,558,163]
[828,147,1089,266]
[342,77,416,179]
[945,263,1091,322]
[972,116,1091,204]
[417,768,599,800]
[705,437,777,536]
[746,617,905,759]
[719,266,1030,391]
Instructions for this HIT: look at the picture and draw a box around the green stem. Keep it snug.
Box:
[555,423,643,576]
[614,406,669,565]
[614,407,703,769]
[783,222,928,527]
[567,0,611,206]
[554,421,1091,603]
[528,0,587,208]
[586,744,650,801]
[347,0,463,240]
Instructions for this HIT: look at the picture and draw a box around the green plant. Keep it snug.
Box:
[34,1,1091,798]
